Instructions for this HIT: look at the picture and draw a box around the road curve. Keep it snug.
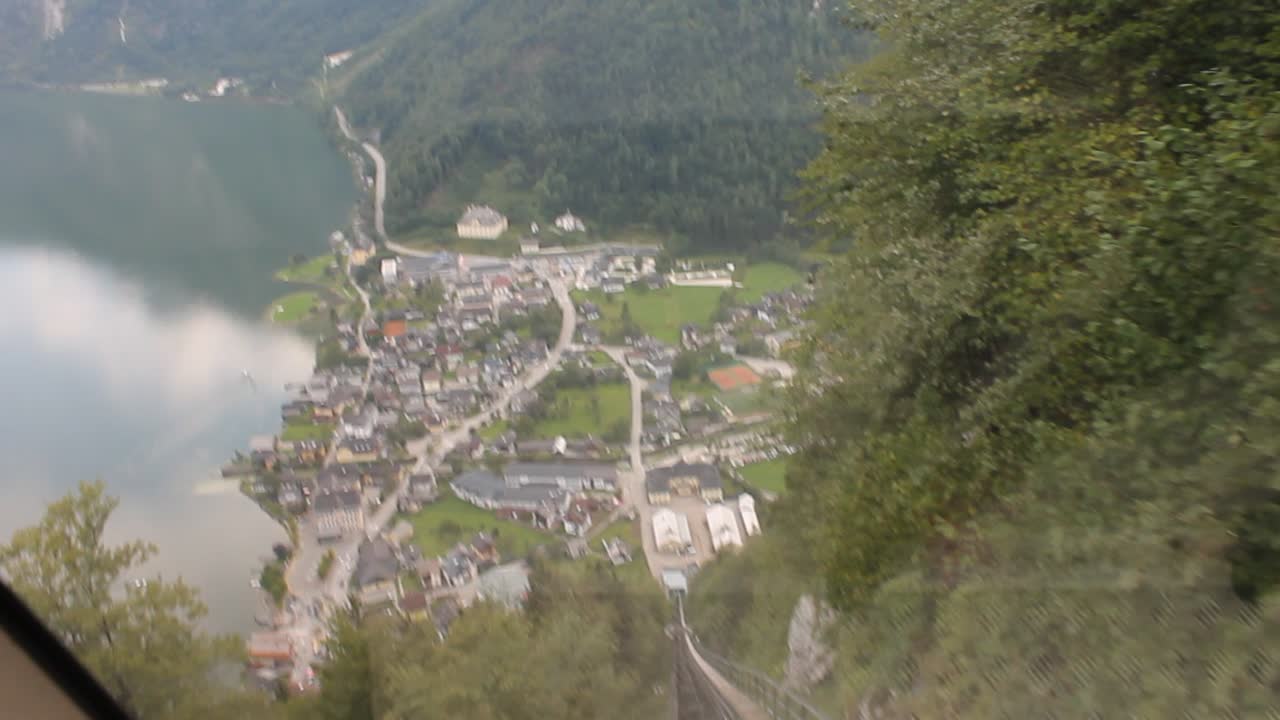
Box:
[333,106,387,242]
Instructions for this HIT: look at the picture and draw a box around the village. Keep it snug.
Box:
[235,201,813,691]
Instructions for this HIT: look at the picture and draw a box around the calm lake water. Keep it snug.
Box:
[0,89,355,633]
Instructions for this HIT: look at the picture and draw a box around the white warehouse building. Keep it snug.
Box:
[706,503,743,552]
[652,508,692,553]
[738,494,761,537]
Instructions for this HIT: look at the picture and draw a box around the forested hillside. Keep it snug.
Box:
[339,0,871,248]
[0,0,421,90]
[691,0,1280,716]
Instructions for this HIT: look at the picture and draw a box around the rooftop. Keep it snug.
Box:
[646,461,722,495]
[459,204,506,226]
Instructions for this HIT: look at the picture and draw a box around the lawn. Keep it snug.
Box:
[671,377,717,400]
[592,518,649,583]
[531,383,631,438]
[275,255,337,285]
[717,386,777,417]
[479,418,509,440]
[281,421,335,442]
[737,262,804,302]
[587,350,615,367]
[573,286,723,344]
[270,291,320,324]
[405,492,554,559]
[739,458,787,494]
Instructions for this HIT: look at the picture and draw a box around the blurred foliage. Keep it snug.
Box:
[0,482,274,719]
[300,559,671,719]
[693,0,1280,716]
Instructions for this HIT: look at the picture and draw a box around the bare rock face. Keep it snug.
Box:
[783,593,836,691]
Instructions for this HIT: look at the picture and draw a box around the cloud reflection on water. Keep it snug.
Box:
[0,246,312,632]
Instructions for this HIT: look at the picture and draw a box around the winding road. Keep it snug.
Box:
[333,106,387,242]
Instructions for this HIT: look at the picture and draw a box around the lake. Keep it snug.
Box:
[0,89,356,633]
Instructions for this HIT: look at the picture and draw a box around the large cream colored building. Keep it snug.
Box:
[457,204,509,239]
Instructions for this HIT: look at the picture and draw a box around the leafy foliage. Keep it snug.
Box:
[0,482,271,719]
[691,0,1280,716]
[303,560,670,719]
[340,0,873,247]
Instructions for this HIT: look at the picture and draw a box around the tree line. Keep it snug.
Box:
[690,0,1280,717]
[341,0,873,249]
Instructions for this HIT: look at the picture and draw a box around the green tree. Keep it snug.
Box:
[0,482,270,719]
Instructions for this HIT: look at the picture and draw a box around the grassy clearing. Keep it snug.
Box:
[573,286,722,344]
[405,491,554,559]
[592,518,649,583]
[531,383,631,437]
[737,262,804,302]
[281,421,334,442]
[270,291,320,324]
[739,458,787,494]
[275,255,337,285]
[587,350,615,367]
[718,386,777,416]
[479,419,509,440]
[397,228,520,258]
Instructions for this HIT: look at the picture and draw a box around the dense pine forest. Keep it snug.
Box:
[339,0,871,247]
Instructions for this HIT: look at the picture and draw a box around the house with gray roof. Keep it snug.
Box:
[354,537,399,590]
[504,461,618,492]
[645,461,724,505]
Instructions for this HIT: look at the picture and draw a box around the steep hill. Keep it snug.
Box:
[0,0,421,91]
[338,0,872,248]
[690,0,1280,717]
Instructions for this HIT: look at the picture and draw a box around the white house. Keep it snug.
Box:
[554,211,586,233]
[652,508,692,553]
[706,503,743,552]
[457,205,509,239]
[381,257,399,285]
[738,494,761,536]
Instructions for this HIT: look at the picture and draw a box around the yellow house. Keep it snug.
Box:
[335,438,378,464]
[645,461,724,505]
[349,246,372,267]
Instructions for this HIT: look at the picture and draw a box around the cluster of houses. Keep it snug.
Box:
[454,204,588,241]
[349,528,528,629]
[451,460,619,537]
[645,460,761,556]
[679,287,812,360]
[351,253,560,431]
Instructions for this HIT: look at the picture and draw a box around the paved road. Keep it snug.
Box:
[601,346,670,582]
[333,106,387,242]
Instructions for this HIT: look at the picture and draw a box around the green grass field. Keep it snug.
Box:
[737,262,804,302]
[574,286,722,344]
[280,421,334,442]
[270,291,320,324]
[592,518,648,582]
[479,419,510,440]
[531,383,631,437]
[275,255,337,285]
[718,386,777,416]
[587,350,615,367]
[739,458,787,494]
[406,491,554,559]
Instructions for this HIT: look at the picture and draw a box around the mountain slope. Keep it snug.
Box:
[0,0,422,91]
[339,0,872,248]
[690,0,1280,716]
